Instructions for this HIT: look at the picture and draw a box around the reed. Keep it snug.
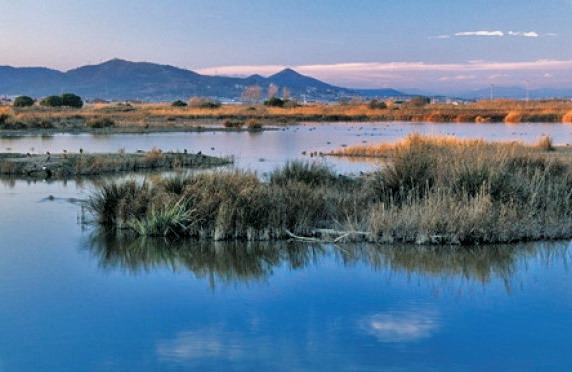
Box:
[89,139,572,244]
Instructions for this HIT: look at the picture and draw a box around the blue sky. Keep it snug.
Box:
[1,0,571,92]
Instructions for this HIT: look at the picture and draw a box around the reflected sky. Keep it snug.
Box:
[3,121,572,175]
[2,127,572,370]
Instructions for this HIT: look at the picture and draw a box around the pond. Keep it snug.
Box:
[1,122,572,370]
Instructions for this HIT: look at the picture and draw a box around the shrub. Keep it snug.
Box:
[264,97,285,107]
[40,95,63,107]
[223,119,244,128]
[171,100,188,107]
[408,96,431,107]
[61,93,83,108]
[368,99,387,110]
[188,97,221,109]
[13,96,34,107]
[86,117,116,128]
[246,119,262,130]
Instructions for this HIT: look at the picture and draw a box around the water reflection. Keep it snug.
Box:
[358,309,441,342]
[84,233,571,288]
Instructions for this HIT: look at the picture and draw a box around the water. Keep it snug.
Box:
[1,122,572,370]
[2,121,572,174]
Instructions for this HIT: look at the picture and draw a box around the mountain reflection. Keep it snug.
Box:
[85,233,570,287]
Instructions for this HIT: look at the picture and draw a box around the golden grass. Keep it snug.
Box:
[2,99,572,131]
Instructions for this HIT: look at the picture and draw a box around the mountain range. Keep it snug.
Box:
[0,59,404,102]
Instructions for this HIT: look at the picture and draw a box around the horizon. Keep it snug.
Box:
[2,0,571,93]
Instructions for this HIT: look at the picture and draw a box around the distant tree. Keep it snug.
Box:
[241,85,262,102]
[368,99,387,110]
[61,93,83,108]
[13,96,34,107]
[188,96,221,109]
[267,83,279,99]
[409,96,431,107]
[40,95,64,107]
[264,97,285,107]
[171,100,188,107]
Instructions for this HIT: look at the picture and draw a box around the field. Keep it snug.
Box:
[2,99,572,133]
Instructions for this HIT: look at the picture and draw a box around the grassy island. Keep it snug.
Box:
[0,149,230,177]
[89,135,572,245]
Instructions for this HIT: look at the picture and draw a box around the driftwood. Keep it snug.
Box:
[285,228,371,243]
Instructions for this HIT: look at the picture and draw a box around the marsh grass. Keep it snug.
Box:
[3,99,572,132]
[90,137,572,244]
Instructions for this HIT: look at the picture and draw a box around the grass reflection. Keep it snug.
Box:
[85,233,570,288]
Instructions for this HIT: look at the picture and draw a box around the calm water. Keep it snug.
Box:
[1,122,572,370]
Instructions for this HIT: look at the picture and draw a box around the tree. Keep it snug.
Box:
[40,95,64,107]
[264,97,285,107]
[241,85,262,102]
[409,96,431,107]
[368,99,387,110]
[61,93,83,108]
[13,96,34,107]
[267,83,278,99]
[171,100,188,107]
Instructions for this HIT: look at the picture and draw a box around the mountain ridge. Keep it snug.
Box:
[0,59,406,101]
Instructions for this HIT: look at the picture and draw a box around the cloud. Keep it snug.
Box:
[455,31,504,37]
[358,310,441,343]
[197,59,572,90]
[432,30,551,39]
[508,31,539,37]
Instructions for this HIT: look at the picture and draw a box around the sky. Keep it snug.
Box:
[1,0,571,93]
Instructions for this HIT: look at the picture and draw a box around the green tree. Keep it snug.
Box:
[13,96,34,107]
[40,95,64,107]
[61,93,83,108]
[171,100,188,107]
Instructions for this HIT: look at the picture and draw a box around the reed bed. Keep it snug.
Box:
[89,137,572,244]
[3,99,572,132]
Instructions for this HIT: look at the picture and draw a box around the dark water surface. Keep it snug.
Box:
[2,123,572,370]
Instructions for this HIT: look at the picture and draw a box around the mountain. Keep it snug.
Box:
[266,68,335,90]
[0,59,405,101]
[0,66,62,92]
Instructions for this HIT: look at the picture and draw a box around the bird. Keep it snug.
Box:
[197,151,202,155]
[63,149,67,154]
[26,152,31,157]
[79,148,84,154]
[183,149,188,154]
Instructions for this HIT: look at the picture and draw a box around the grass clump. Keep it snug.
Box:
[86,117,115,128]
[89,136,572,244]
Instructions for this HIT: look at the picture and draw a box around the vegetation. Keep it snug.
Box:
[171,100,188,107]
[40,95,64,107]
[13,96,34,107]
[4,99,572,134]
[264,97,285,107]
[0,150,230,177]
[89,137,572,244]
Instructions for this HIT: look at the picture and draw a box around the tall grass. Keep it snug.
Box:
[89,137,572,244]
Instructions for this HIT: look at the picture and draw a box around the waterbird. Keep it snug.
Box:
[197,151,202,155]
[79,148,84,154]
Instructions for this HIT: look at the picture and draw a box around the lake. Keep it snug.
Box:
[1,122,572,370]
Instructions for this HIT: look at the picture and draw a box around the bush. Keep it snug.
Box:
[171,100,188,107]
[408,96,431,107]
[188,97,221,109]
[86,117,116,128]
[39,94,83,108]
[40,95,64,107]
[13,96,34,107]
[264,97,285,107]
[368,99,387,110]
[61,93,83,108]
